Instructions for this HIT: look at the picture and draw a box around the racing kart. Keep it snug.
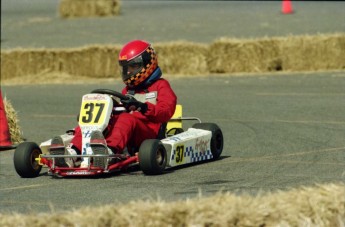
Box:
[13,89,224,178]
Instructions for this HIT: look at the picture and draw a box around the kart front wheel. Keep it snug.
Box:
[13,142,42,178]
[192,123,224,160]
[139,139,167,175]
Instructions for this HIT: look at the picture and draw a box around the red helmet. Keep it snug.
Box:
[118,40,158,88]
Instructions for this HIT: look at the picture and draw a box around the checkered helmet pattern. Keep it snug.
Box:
[125,46,158,87]
[118,40,158,88]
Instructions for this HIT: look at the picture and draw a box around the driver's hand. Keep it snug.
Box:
[122,97,148,113]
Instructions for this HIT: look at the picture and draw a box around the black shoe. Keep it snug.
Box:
[50,136,68,167]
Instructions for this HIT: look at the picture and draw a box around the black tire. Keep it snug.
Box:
[13,142,42,178]
[192,123,223,159]
[139,139,167,175]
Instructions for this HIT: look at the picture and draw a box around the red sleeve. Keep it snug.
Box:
[121,87,128,95]
[144,79,177,123]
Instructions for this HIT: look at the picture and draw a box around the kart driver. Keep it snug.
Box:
[50,40,177,167]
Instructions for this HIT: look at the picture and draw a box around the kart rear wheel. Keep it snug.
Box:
[192,123,223,159]
[139,139,167,175]
[13,142,42,178]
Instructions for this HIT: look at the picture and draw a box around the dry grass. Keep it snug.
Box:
[59,0,121,18]
[0,183,343,226]
[3,97,24,144]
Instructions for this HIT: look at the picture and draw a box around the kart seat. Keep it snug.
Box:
[157,104,184,139]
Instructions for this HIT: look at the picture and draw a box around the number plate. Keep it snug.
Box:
[78,94,113,128]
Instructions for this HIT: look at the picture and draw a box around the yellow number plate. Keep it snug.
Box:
[79,100,109,126]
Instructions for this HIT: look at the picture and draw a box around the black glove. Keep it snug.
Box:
[121,97,148,113]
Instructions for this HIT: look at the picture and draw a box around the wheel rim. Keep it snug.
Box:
[30,149,41,170]
[156,148,164,165]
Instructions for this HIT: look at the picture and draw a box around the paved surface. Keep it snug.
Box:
[0,0,345,214]
[1,0,345,49]
[1,72,345,213]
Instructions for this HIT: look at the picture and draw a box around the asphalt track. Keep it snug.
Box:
[1,0,345,49]
[1,72,345,214]
[1,0,345,214]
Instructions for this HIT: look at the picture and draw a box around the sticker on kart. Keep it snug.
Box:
[165,129,213,167]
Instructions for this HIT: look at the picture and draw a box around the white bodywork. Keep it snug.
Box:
[40,134,73,155]
[162,128,213,167]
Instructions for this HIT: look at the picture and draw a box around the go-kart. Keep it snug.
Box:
[13,89,224,178]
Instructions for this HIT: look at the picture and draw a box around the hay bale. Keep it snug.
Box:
[55,45,121,78]
[0,183,344,226]
[154,41,208,75]
[59,0,121,18]
[1,49,62,81]
[279,34,345,71]
[1,46,122,81]
[1,34,344,83]
[208,33,345,73]
[1,43,207,81]
[3,98,23,144]
[208,37,281,73]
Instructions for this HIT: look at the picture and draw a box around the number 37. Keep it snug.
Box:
[81,102,105,124]
[175,145,185,163]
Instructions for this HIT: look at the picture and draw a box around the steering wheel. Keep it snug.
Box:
[91,89,130,101]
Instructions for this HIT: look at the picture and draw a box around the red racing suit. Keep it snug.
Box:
[70,78,177,153]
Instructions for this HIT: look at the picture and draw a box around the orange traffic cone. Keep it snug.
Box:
[0,90,13,150]
[282,0,294,14]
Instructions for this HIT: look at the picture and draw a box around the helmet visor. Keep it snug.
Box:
[119,56,144,82]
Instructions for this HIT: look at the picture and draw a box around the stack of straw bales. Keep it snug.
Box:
[0,183,344,226]
[1,34,344,82]
[1,45,122,80]
[3,98,23,144]
[59,0,121,18]
[279,34,345,71]
[154,42,209,75]
[208,38,282,73]
[208,34,345,73]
